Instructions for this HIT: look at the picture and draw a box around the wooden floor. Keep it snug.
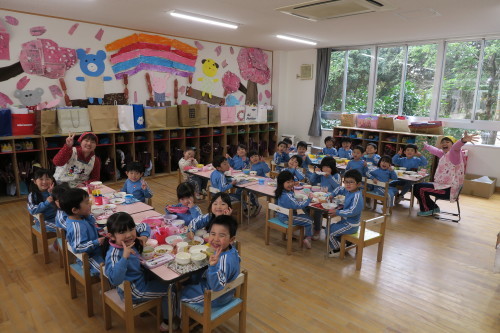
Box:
[1,174,499,333]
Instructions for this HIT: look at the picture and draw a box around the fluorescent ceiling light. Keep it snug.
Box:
[276,35,317,46]
[169,10,238,29]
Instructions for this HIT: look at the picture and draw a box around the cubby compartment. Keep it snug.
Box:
[199,136,212,165]
[154,140,170,175]
[153,130,169,141]
[185,128,199,138]
[115,132,134,145]
[0,154,17,201]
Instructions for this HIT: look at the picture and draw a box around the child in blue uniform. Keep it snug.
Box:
[364,142,381,166]
[346,145,367,177]
[283,155,305,182]
[248,150,270,216]
[391,144,428,203]
[27,169,57,233]
[165,182,202,226]
[187,192,233,237]
[120,161,153,203]
[329,170,364,257]
[337,137,353,159]
[275,171,314,249]
[367,156,399,208]
[210,155,240,203]
[296,141,313,172]
[181,215,241,310]
[226,144,250,170]
[283,137,296,153]
[103,212,177,332]
[273,141,290,172]
[322,136,338,156]
[52,183,70,230]
[308,156,342,192]
[62,188,105,275]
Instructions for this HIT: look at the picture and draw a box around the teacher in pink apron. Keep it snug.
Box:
[53,132,101,187]
[413,131,478,217]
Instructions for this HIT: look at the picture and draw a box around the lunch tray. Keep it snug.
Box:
[166,260,208,275]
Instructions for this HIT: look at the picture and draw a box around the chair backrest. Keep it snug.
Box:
[99,263,132,310]
[210,270,246,301]
[363,178,389,199]
[359,215,387,240]
[66,241,84,261]
[268,203,292,218]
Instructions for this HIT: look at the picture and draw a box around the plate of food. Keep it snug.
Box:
[103,204,117,210]
[294,193,308,201]
[189,169,199,173]
[322,203,337,210]
[110,198,125,204]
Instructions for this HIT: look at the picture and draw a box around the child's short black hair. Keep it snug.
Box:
[320,156,338,174]
[208,215,238,238]
[282,138,292,145]
[341,137,352,143]
[344,169,362,184]
[277,141,287,148]
[177,182,195,200]
[237,144,247,151]
[212,155,227,168]
[60,188,89,216]
[377,155,393,168]
[367,142,378,151]
[249,150,259,158]
[353,145,365,154]
[126,161,144,173]
[289,155,302,167]
[324,136,334,144]
[404,144,418,152]
[297,141,308,149]
[52,183,71,202]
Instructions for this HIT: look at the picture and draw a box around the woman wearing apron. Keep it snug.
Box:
[53,132,101,187]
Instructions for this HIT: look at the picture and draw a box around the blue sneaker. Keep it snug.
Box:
[433,207,440,214]
[417,210,433,217]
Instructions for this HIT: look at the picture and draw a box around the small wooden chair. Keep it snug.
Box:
[99,264,162,333]
[145,197,152,206]
[66,241,100,317]
[29,213,57,264]
[339,214,387,270]
[270,161,286,172]
[181,269,248,333]
[363,178,393,215]
[208,186,242,224]
[178,168,183,184]
[56,227,69,284]
[265,202,304,255]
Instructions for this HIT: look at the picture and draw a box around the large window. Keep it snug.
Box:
[321,37,500,146]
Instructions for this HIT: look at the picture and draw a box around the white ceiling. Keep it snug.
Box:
[1,0,500,50]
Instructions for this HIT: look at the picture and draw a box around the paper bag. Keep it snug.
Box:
[221,106,236,124]
[117,105,135,131]
[377,115,394,131]
[257,105,268,122]
[198,104,208,126]
[0,108,13,136]
[144,107,166,129]
[88,105,119,132]
[208,107,221,125]
[356,114,378,129]
[340,113,356,127]
[393,118,410,132]
[57,107,91,133]
[35,109,58,135]
[178,104,203,127]
[166,106,179,127]
[235,106,246,123]
[245,106,258,122]
[132,104,145,129]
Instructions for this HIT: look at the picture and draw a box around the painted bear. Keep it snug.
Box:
[76,49,112,104]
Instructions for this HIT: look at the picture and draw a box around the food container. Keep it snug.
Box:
[91,207,105,217]
[146,239,158,248]
[189,245,208,254]
[154,244,173,255]
[191,253,207,267]
[90,181,102,188]
[165,235,183,245]
[175,252,191,265]
[176,241,189,253]
[188,236,204,246]
[171,220,185,228]
[242,169,250,175]
[142,246,155,259]
[164,214,177,221]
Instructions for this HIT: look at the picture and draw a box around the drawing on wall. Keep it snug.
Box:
[237,48,270,105]
[105,33,198,79]
[4,16,18,26]
[68,23,79,35]
[76,49,112,104]
[0,92,13,107]
[198,58,219,98]
[0,19,10,60]
[29,26,46,36]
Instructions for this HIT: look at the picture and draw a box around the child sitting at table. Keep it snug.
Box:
[283,155,305,182]
[308,156,342,193]
[179,148,208,199]
[61,188,105,275]
[52,183,71,230]
[391,144,428,204]
[322,136,338,156]
[366,156,399,208]
[273,141,290,172]
[296,141,313,172]
[210,155,240,203]
[187,192,234,237]
[28,169,57,232]
[120,161,153,203]
[181,215,241,311]
[328,170,364,257]
[337,137,353,159]
[165,182,202,226]
[249,150,270,177]
[103,212,178,332]
[275,171,314,249]
[364,142,381,166]
[226,144,250,170]
[346,145,367,177]
[283,137,296,153]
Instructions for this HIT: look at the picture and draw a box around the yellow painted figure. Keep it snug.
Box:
[198,58,219,98]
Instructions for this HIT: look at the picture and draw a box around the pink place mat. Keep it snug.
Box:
[131,210,163,223]
[115,201,154,214]
[245,183,276,197]
[150,264,180,281]
[100,185,116,194]
[187,169,213,179]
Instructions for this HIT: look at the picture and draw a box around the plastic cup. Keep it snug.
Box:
[258,178,265,185]
[124,194,134,204]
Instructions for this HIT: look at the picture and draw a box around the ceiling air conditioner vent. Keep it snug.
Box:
[276,0,395,21]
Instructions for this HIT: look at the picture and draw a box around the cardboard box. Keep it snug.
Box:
[198,105,208,126]
[461,174,497,198]
[208,107,221,125]
[166,106,179,127]
[178,104,204,127]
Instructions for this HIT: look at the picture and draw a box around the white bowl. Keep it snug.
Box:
[165,235,183,245]
[190,169,199,173]
[146,239,158,248]
[294,193,308,201]
[176,241,189,252]
[399,167,407,171]
[322,203,337,210]
[189,236,204,246]
[175,252,191,265]
[115,192,127,198]
[164,214,177,221]
[142,246,155,259]
[154,244,173,255]
[194,229,206,237]
[171,220,185,228]
[191,253,207,267]
[90,181,102,188]
[189,245,208,254]
[91,208,105,217]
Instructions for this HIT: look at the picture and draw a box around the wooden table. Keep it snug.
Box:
[396,173,429,214]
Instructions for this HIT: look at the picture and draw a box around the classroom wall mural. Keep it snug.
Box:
[0,10,273,108]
